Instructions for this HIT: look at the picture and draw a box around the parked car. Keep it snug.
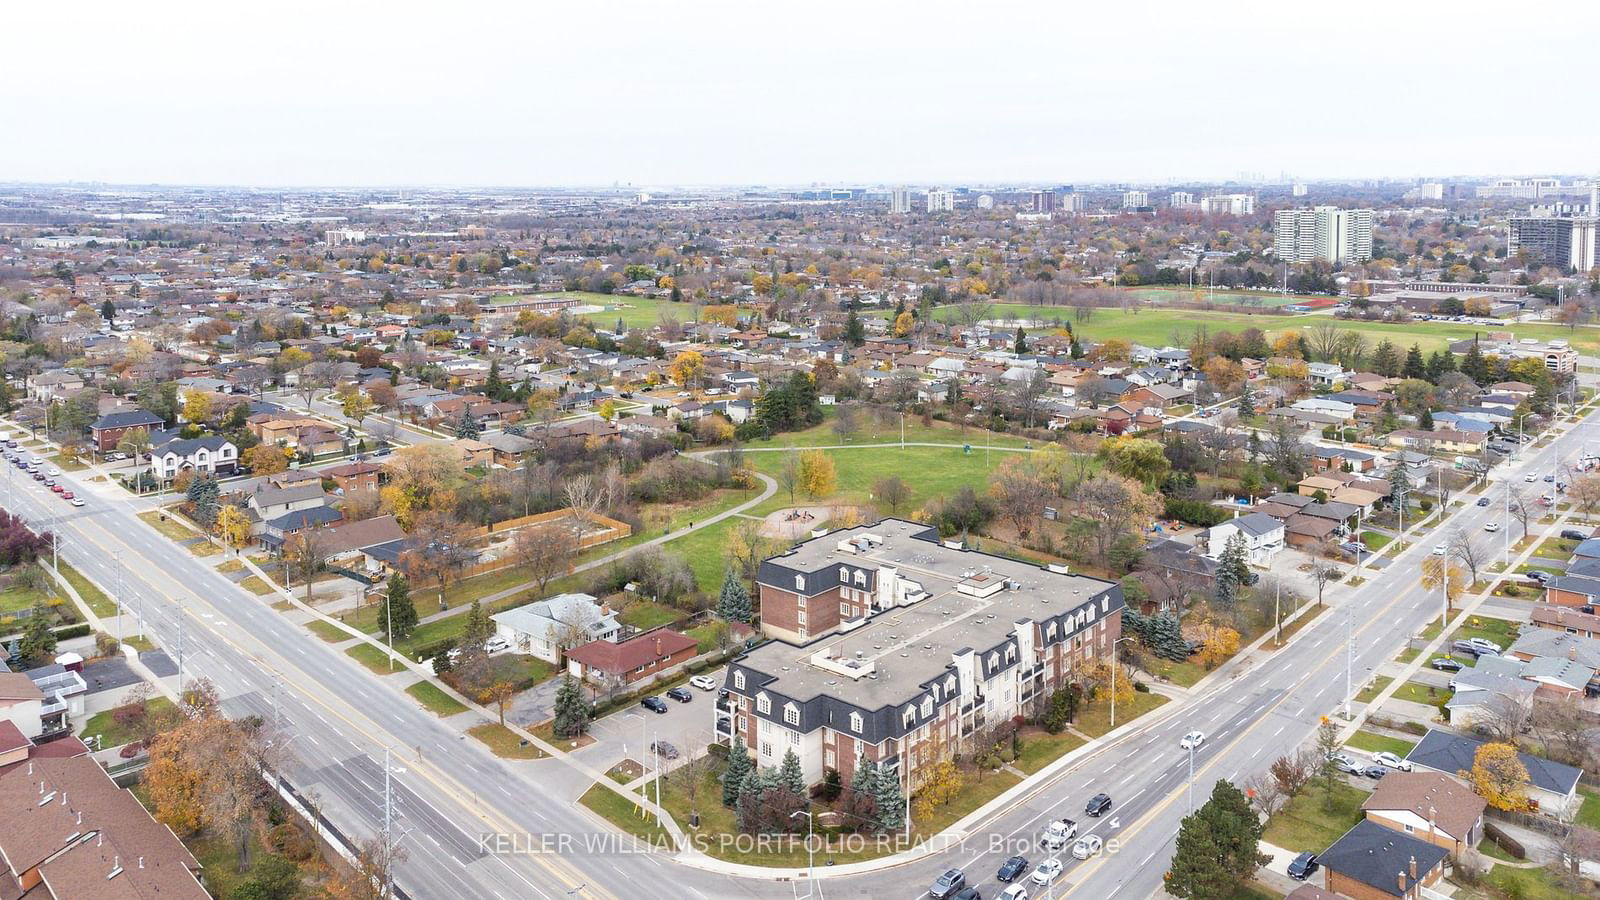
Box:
[483,637,510,654]
[1430,657,1463,672]
[1032,856,1066,883]
[1084,793,1112,817]
[1359,765,1388,779]
[997,855,1030,883]
[1451,639,1479,656]
[952,889,981,900]
[689,675,718,691]
[1527,570,1552,584]
[641,696,668,714]
[1179,730,1206,750]
[649,740,679,760]
[1333,758,1363,775]
[1071,834,1103,860]
[1468,637,1503,654]
[665,687,693,703]
[1562,529,1589,541]
[1326,751,1358,768]
[1371,751,1412,772]
[928,868,966,898]
[1477,496,1492,506]
[1287,852,1320,880]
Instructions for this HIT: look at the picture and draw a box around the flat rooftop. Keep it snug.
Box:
[745,519,1115,710]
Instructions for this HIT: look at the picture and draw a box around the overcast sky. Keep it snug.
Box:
[4,0,1596,188]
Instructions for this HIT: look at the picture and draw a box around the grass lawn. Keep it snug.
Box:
[58,562,117,619]
[1390,679,1450,710]
[617,599,684,631]
[188,539,222,557]
[1485,863,1591,900]
[1075,691,1169,738]
[913,770,1023,837]
[306,618,353,642]
[1343,730,1417,757]
[123,634,157,653]
[684,621,730,653]
[215,559,244,574]
[1015,729,1087,775]
[578,782,671,842]
[1355,676,1394,704]
[742,405,1032,451]
[238,575,276,596]
[406,680,469,716]
[529,719,596,751]
[1143,657,1208,688]
[1262,780,1369,853]
[1394,647,1422,664]
[138,509,199,542]
[468,653,556,691]
[1476,837,1520,862]
[79,696,175,748]
[468,722,547,759]
[1447,615,1519,651]
[345,642,402,675]
[1534,536,1579,559]
[50,453,88,471]
[1578,786,1600,829]
[0,580,57,616]
[1360,530,1393,550]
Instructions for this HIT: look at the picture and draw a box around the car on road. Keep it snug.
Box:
[1562,529,1589,541]
[1032,856,1067,883]
[665,686,693,703]
[649,740,679,760]
[69,497,83,507]
[59,490,72,500]
[1430,657,1463,672]
[997,855,1030,883]
[1484,521,1499,532]
[1040,818,1078,850]
[1084,793,1112,817]
[641,696,669,714]
[46,467,60,477]
[1371,751,1412,771]
[1477,496,1491,506]
[1431,543,1446,555]
[998,886,1028,900]
[1179,730,1206,750]
[1544,474,1555,482]
[928,868,966,898]
[1287,852,1319,880]
[952,889,981,900]
[49,484,62,493]
[689,675,718,691]
[31,473,44,482]
[1468,637,1502,654]
[1071,833,1104,860]
[1525,473,1538,482]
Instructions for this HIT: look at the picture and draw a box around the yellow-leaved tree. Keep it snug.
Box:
[1466,742,1534,812]
[797,450,836,499]
[670,350,704,388]
[215,504,251,554]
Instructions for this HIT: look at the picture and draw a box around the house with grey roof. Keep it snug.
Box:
[1202,512,1284,565]
[1404,729,1580,819]
[1318,819,1448,899]
[491,593,620,664]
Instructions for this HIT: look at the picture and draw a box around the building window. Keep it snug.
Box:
[825,749,835,767]
[757,693,771,714]
[734,671,745,690]
[840,602,850,616]
[784,704,800,726]
[854,570,866,586]
[797,611,807,625]
[839,566,849,581]
[921,697,933,718]
[903,706,916,727]
[795,574,805,591]
[761,741,772,758]
[945,675,956,693]
[850,712,863,733]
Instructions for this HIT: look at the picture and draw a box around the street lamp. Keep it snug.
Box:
[790,808,815,899]
[1109,637,1134,729]
[1187,741,1197,814]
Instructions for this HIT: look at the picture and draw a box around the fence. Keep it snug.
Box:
[465,507,631,548]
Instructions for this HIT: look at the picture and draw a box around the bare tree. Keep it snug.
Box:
[1010,368,1051,429]
[831,404,859,441]
[402,512,477,608]
[953,297,995,330]
[284,528,331,601]
[1529,695,1596,769]
[873,476,911,516]
[990,465,1051,538]
[1309,545,1341,608]
[299,358,341,410]
[776,449,802,506]
[1447,527,1486,588]
[1244,772,1287,818]
[1507,489,1534,541]
[543,601,600,656]
[513,524,577,594]
[1474,690,1535,742]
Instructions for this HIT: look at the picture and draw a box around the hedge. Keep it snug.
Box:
[1163,497,1230,527]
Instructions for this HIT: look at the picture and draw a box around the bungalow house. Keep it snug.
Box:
[1530,605,1600,639]
[1203,512,1284,565]
[1385,429,1487,455]
[1359,772,1486,859]
[1317,819,1448,899]
[317,515,407,569]
[1444,664,1540,728]
[1284,513,1341,548]
[539,418,620,449]
[1127,383,1192,410]
[148,435,238,481]
[1291,398,1357,421]
[1268,407,1347,431]
[1541,574,1600,608]
[88,409,165,453]
[482,432,539,467]
[565,628,700,688]
[490,593,621,664]
[1325,389,1393,419]
[1403,729,1581,819]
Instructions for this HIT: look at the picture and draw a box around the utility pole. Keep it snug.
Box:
[1274,578,1282,646]
[113,550,124,645]
[176,597,186,694]
[1342,606,1353,720]
[383,746,394,900]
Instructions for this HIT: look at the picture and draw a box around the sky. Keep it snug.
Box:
[4,0,1597,188]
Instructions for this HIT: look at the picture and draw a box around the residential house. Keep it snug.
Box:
[490,593,621,664]
[1385,429,1487,455]
[1203,512,1285,565]
[482,432,539,467]
[1359,772,1486,859]
[1443,663,1540,728]
[565,628,700,688]
[26,371,85,403]
[147,435,237,481]
[316,515,407,570]
[1403,729,1580,818]
[88,410,164,453]
[260,506,344,550]
[323,461,382,495]
[1306,362,1347,388]
[1543,574,1600,608]
[245,481,328,533]
[1127,383,1192,410]
[1530,605,1600,639]
[1317,819,1448,899]
[1291,398,1357,421]
[0,673,44,740]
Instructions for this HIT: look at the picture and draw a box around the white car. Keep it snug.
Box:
[1031,857,1065,884]
[1371,751,1412,772]
[1484,522,1500,532]
[1071,834,1104,859]
[1179,730,1206,750]
[1525,473,1538,482]
[998,886,1029,900]
[69,498,84,507]
[46,467,60,477]
[1431,543,1446,555]
[484,637,511,654]
[689,675,718,691]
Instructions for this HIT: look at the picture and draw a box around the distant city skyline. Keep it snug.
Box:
[4,1,1597,188]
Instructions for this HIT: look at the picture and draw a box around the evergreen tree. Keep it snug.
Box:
[723,738,753,807]
[186,474,220,529]
[100,299,116,322]
[455,407,481,440]
[1296,335,1313,361]
[1402,343,1427,380]
[1148,613,1189,660]
[1013,326,1028,355]
[1165,779,1268,899]
[1427,349,1456,380]
[1237,382,1255,417]
[873,766,905,832]
[552,673,590,738]
[461,600,492,656]
[1069,335,1084,359]
[1389,459,1412,505]
[670,284,683,303]
[430,640,455,674]
[734,767,770,833]
[484,361,506,401]
[1213,531,1248,612]
[1371,340,1400,377]
[716,567,752,623]
[377,573,417,640]
[19,602,57,667]
[778,748,806,795]
[1460,340,1489,384]
[1419,408,1434,430]
[844,309,865,346]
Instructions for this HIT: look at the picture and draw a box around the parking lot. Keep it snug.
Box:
[582,666,726,776]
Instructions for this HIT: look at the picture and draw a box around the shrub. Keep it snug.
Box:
[94,632,121,658]
[1133,681,1150,692]
[111,703,146,728]
[1163,497,1230,527]
[54,623,91,640]
[268,823,315,862]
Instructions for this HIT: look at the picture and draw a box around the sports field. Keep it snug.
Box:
[485,292,686,331]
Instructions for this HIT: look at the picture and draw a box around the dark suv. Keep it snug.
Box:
[641,696,668,714]
[1287,852,1319,880]
[997,855,1029,882]
[665,686,693,703]
[1085,793,1112,817]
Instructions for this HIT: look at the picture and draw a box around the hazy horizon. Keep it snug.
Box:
[6,0,1596,188]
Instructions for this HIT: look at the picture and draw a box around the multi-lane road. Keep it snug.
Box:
[6,401,1596,900]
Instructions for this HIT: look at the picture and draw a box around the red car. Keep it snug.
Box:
[59,490,73,500]
[49,484,63,493]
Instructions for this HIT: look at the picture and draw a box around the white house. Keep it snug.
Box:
[149,435,238,481]
[1307,362,1347,388]
[1204,512,1285,565]
[0,673,45,740]
[491,593,621,663]
[1292,397,1357,420]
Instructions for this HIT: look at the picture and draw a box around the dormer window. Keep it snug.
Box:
[757,693,771,714]
[734,671,746,690]
[850,712,863,733]
[854,570,866,586]
[945,675,956,693]
[795,574,806,591]
[902,705,916,727]
[784,703,800,726]
[921,697,933,718]
[839,566,849,581]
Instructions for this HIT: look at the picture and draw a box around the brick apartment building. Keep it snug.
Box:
[719,518,1123,793]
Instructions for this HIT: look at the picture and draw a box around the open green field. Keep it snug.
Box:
[1263,780,1369,853]
[742,405,1032,450]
